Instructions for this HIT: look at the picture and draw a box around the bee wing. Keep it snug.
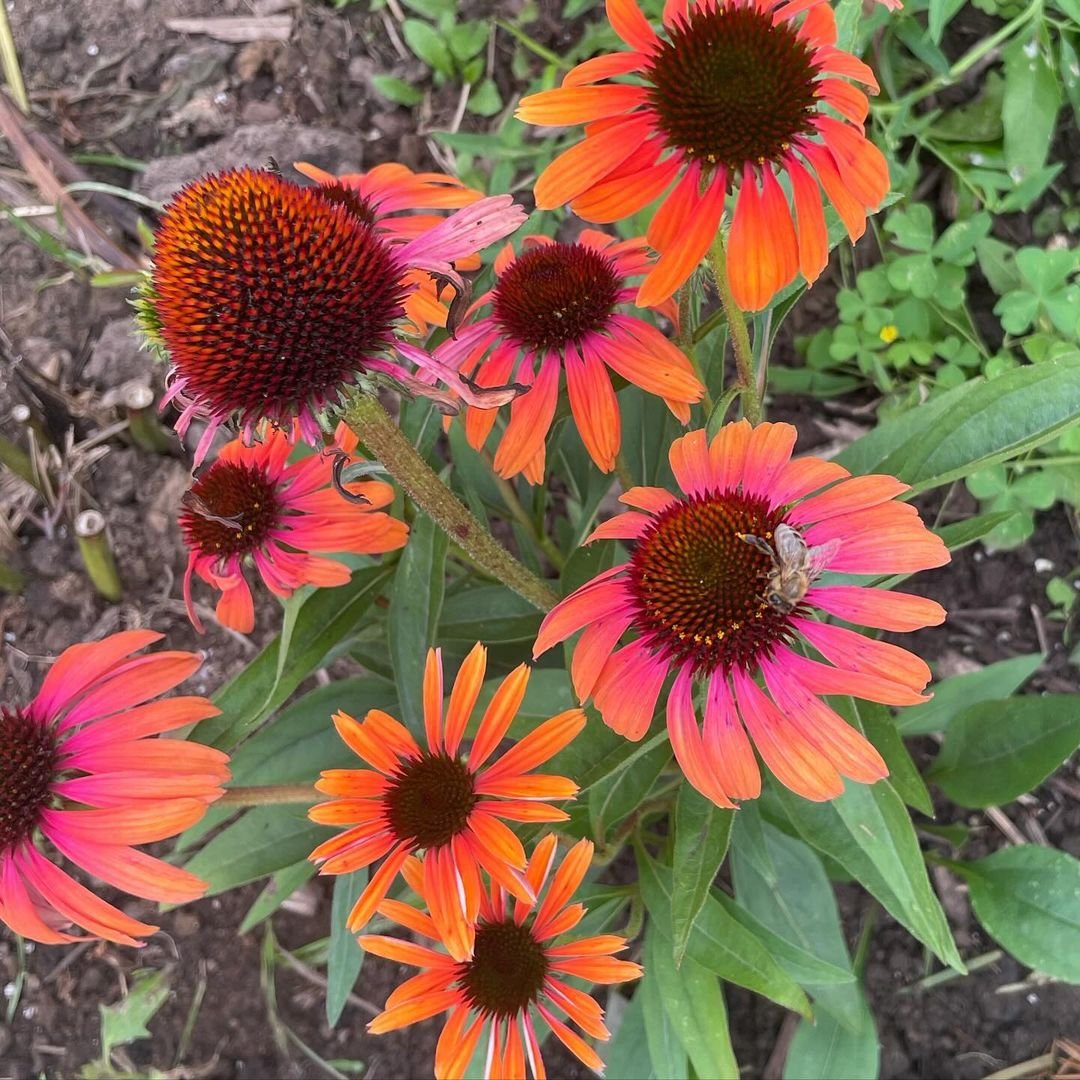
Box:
[774,524,808,565]
[806,538,843,578]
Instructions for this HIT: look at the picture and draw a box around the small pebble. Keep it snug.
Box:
[1034,557,1055,573]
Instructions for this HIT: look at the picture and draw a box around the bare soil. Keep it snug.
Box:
[1,1,1077,1077]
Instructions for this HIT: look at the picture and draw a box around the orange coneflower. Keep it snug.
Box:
[435,229,703,481]
[534,420,948,806]
[0,630,228,946]
[178,421,408,634]
[360,835,642,1079]
[150,166,525,462]
[308,644,585,960]
[517,0,890,311]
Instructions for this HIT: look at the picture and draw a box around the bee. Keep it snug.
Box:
[739,524,841,614]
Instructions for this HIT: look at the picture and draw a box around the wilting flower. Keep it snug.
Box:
[293,160,484,334]
[151,166,525,461]
[0,630,228,945]
[442,230,703,480]
[309,644,584,959]
[534,420,948,805]
[360,835,642,1079]
[517,0,890,311]
[178,421,408,634]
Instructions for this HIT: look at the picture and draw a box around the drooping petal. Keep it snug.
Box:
[807,586,946,631]
[666,669,735,809]
[592,638,667,741]
[727,166,799,311]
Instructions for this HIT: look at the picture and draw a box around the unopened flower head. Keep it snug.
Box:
[150,165,526,461]
[535,420,949,805]
[440,230,703,481]
[518,0,890,311]
[178,421,408,634]
[309,644,584,960]
[360,835,642,1079]
[0,630,228,945]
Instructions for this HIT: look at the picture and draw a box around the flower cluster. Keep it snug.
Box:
[5,2,958,1077]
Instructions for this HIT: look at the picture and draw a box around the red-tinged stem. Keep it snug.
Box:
[708,235,762,425]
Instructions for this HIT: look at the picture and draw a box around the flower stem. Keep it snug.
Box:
[708,234,762,425]
[74,510,122,602]
[218,784,318,806]
[344,392,560,612]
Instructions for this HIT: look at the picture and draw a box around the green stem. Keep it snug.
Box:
[483,450,567,573]
[74,510,122,602]
[678,286,715,413]
[708,235,762,424]
[344,393,560,612]
[218,784,319,807]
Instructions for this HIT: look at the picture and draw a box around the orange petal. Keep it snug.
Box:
[638,169,726,306]
[445,643,487,758]
[731,669,844,802]
[424,648,444,753]
[807,586,946,632]
[817,116,891,208]
[727,166,799,311]
[480,710,586,784]
[606,0,659,52]
[533,113,657,209]
[703,674,761,801]
[793,617,931,692]
[619,485,676,514]
[817,78,869,124]
[368,991,461,1034]
[787,155,829,285]
[493,354,561,479]
[592,639,667,741]
[666,670,736,809]
[469,664,531,772]
[571,613,633,700]
[563,50,648,86]
[566,342,620,473]
[333,711,402,775]
[346,843,411,930]
[571,152,679,224]
[533,838,594,936]
[515,84,648,125]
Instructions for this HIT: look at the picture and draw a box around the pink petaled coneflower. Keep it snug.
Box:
[534,420,949,805]
[360,835,642,1079]
[309,644,585,961]
[436,230,703,482]
[0,630,228,946]
[152,166,526,462]
[178,421,408,634]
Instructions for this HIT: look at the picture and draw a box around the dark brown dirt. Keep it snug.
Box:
[2,1,1078,1077]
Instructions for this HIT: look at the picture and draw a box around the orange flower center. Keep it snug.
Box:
[627,491,795,674]
[0,706,58,854]
[646,5,819,171]
[491,242,621,352]
[152,167,409,424]
[457,918,549,1017]
[383,753,478,849]
[179,461,281,560]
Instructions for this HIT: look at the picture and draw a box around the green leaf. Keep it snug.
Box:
[588,738,670,836]
[731,820,861,1031]
[182,807,327,897]
[856,701,933,816]
[439,585,541,646]
[636,844,812,1016]
[389,513,448,732]
[239,859,317,934]
[371,74,424,105]
[671,786,734,966]
[935,510,1019,552]
[644,924,739,1080]
[402,18,454,75]
[639,956,690,1079]
[835,353,1080,492]
[196,567,392,750]
[1003,34,1063,179]
[561,539,617,597]
[327,869,368,1026]
[467,78,502,117]
[896,653,1043,735]
[784,985,880,1080]
[954,846,1080,983]
[99,969,172,1062]
[773,780,964,972]
[928,696,1080,807]
[604,991,665,1080]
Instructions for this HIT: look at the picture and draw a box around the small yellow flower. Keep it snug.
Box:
[879,324,900,344]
